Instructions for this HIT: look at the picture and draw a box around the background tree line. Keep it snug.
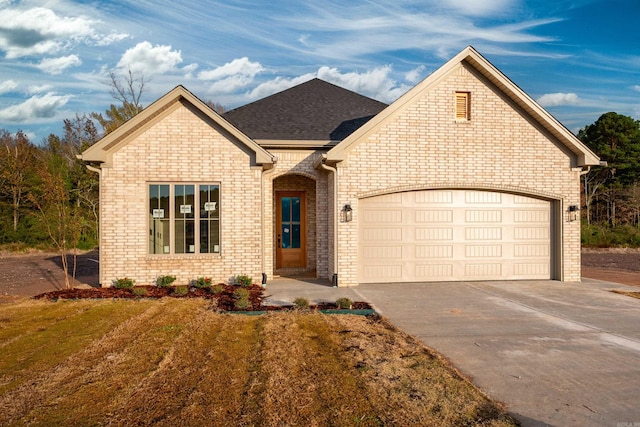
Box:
[579,112,640,246]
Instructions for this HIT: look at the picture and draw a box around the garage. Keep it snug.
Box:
[358,189,553,283]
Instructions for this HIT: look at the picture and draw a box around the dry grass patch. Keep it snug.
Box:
[611,290,640,299]
[0,300,518,426]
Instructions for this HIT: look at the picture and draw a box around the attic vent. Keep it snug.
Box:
[455,92,470,121]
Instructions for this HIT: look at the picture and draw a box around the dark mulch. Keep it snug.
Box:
[32,284,372,312]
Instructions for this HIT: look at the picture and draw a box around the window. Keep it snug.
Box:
[455,92,470,121]
[149,184,220,254]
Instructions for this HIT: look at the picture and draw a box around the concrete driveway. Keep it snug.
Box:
[354,279,640,427]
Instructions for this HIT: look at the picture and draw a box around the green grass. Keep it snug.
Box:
[0,299,517,426]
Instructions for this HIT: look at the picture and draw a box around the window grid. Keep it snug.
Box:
[148,183,220,255]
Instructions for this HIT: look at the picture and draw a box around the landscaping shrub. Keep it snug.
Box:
[192,277,212,289]
[211,284,224,294]
[336,297,353,309]
[132,287,147,296]
[172,286,189,296]
[235,274,252,287]
[156,275,177,288]
[234,288,251,310]
[113,277,135,289]
[293,297,310,309]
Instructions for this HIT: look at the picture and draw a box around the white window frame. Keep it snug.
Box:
[148,183,220,255]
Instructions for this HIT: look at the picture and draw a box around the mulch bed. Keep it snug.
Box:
[33,284,372,312]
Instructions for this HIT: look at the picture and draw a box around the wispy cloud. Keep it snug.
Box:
[37,55,82,75]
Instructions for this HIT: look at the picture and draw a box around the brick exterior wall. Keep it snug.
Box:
[334,63,583,286]
[99,102,264,286]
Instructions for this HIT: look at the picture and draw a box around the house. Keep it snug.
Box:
[80,46,599,287]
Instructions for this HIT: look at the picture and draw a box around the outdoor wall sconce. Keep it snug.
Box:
[341,204,353,222]
[568,205,579,222]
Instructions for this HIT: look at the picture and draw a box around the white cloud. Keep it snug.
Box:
[182,63,199,78]
[0,80,18,94]
[117,41,183,75]
[28,84,53,94]
[37,55,82,75]
[537,92,581,107]
[632,85,640,92]
[248,65,409,104]
[0,92,72,123]
[0,7,96,58]
[249,74,316,100]
[95,32,130,46]
[198,57,264,81]
[317,65,409,103]
[405,65,426,84]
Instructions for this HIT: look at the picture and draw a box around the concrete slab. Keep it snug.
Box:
[355,279,640,427]
[263,277,363,307]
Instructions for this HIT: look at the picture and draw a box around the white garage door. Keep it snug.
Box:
[358,190,551,283]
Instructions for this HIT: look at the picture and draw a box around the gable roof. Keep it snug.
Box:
[222,78,387,144]
[327,46,600,167]
[81,85,274,167]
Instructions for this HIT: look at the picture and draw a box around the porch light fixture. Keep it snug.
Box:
[341,204,353,222]
[568,205,579,222]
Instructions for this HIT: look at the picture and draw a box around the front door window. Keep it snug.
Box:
[276,192,305,268]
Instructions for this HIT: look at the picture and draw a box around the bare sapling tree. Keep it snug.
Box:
[91,67,147,135]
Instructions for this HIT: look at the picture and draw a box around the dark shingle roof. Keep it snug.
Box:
[222,78,388,142]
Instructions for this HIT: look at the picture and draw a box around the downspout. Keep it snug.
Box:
[261,160,277,286]
[317,154,339,287]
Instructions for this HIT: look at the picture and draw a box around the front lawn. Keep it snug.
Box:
[0,299,517,426]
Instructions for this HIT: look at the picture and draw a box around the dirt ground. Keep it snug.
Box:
[0,248,639,301]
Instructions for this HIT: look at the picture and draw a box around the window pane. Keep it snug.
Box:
[292,197,300,222]
[199,185,220,253]
[149,185,169,254]
[291,224,301,249]
[281,224,290,248]
[281,197,290,222]
[185,220,195,253]
[175,220,185,254]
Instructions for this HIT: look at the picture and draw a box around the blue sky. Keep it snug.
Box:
[0,0,638,143]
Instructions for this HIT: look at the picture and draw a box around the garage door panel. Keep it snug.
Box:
[416,245,453,258]
[359,190,551,283]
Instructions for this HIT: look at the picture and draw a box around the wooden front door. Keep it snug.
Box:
[276,192,306,269]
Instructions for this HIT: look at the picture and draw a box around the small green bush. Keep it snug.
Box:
[113,277,135,289]
[234,287,251,310]
[156,275,177,288]
[211,284,224,294]
[172,286,188,296]
[234,297,251,310]
[234,288,250,299]
[293,297,310,309]
[336,297,353,309]
[193,277,212,289]
[235,274,252,287]
[132,287,147,296]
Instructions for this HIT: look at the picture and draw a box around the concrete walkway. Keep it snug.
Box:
[265,277,640,427]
